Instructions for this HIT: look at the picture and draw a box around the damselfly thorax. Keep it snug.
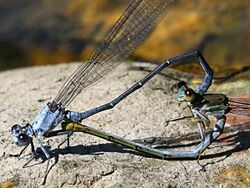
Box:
[197,94,229,118]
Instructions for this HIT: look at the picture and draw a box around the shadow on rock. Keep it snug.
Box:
[203,122,250,159]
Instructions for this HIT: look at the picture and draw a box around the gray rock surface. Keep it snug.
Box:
[0,63,249,187]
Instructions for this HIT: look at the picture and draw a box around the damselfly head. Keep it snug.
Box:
[11,124,31,146]
[177,81,187,89]
[177,82,196,103]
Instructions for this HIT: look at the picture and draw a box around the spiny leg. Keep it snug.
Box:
[22,140,49,168]
[42,157,51,185]
[38,132,63,185]
[8,144,29,158]
[46,130,74,150]
[167,114,207,141]
[57,131,73,150]
[32,137,53,184]
[66,50,213,122]
[39,130,78,184]
[18,144,29,158]
[197,120,206,141]
[165,115,193,125]
[67,132,73,150]
[166,102,193,124]
[192,110,206,141]
[9,140,39,168]
[30,139,36,158]
[190,109,211,141]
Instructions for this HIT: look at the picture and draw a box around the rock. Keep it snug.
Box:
[215,166,250,187]
[0,63,249,187]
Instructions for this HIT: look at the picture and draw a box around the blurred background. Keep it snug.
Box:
[0,0,249,74]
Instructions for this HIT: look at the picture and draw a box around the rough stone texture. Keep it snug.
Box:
[0,63,249,187]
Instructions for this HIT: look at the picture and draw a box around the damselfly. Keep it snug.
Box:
[11,0,249,182]
[58,80,249,171]
[11,0,176,163]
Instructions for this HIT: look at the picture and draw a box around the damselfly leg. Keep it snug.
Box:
[167,110,209,141]
[191,108,211,140]
[45,130,73,150]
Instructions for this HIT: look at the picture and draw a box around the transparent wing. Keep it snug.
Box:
[228,98,250,116]
[54,0,174,106]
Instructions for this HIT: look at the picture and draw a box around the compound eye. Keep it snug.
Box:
[177,81,187,89]
[11,124,22,134]
[185,89,192,96]
[17,133,30,145]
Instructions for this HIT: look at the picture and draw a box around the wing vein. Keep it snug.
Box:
[54,0,174,106]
